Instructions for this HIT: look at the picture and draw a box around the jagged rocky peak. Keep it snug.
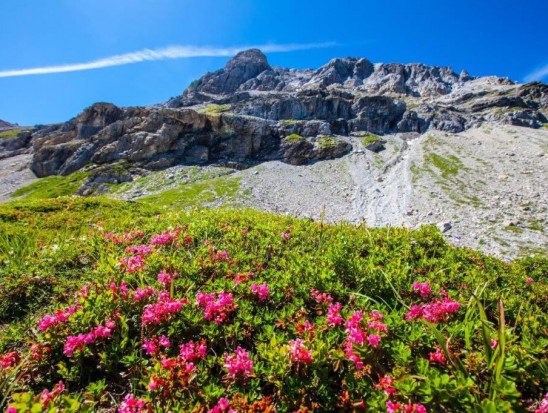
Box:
[305,57,374,87]
[188,48,271,95]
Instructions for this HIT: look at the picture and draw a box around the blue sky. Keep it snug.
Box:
[1,0,547,126]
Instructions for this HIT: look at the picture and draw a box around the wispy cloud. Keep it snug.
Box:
[524,62,548,83]
[0,42,335,78]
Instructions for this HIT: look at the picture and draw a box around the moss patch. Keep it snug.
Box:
[283,133,303,143]
[317,135,337,148]
[0,129,21,139]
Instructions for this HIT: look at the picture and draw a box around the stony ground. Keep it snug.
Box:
[1,125,546,258]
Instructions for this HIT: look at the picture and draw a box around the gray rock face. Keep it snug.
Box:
[8,49,546,179]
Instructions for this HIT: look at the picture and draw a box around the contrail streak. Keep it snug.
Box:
[524,63,548,83]
[0,42,336,78]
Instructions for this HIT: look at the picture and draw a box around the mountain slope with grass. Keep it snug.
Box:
[0,198,547,412]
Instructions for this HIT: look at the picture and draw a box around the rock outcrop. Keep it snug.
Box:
[0,49,543,178]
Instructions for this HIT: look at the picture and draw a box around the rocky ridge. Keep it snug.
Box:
[1,49,546,178]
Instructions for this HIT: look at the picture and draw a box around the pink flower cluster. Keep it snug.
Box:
[109,281,128,299]
[208,397,237,413]
[281,232,291,240]
[157,270,178,287]
[405,297,461,323]
[103,230,143,245]
[536,393,548,413]
[118,394,147,413]
[412,282,432,298]
[343,310,388,369]
[250,283,270,301]
[375,374,396,395]
[387,401,427,413]
[179,339,207,363]
[310,288,333,304]
[213,250,229,262]
[133,286,156,302]
[0,350,19,368]
[120,255,146,273]
[223,346,254,378]
[327,302,344,326]
[196,291,236,324]
[142,335,171,356]
[288,339,314,364]
[141,291,187,326]
[429,347,446,365]
[37,305,77,331]
[63,319,116,356]
[150,229,179,246]
[125,245,153,256]
[40,381,65,409]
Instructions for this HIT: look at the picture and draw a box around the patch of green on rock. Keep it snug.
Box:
[317,135,337,148]
[202,104,231,114]
[361,135,381,146]
[0,129,22,139]
[283,133,302,143]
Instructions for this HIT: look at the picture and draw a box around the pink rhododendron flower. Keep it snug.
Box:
[405,298,461,323]
[250,283,270,300]
[429,347,446,365]
[405,403,427,413]
[213,250,229,262]
[208,397,237,413]
[369,310,383,321]
[345,311,366,344]
[412,282,432,298]
[125,245,153,256]
[367,320,388,333]
[157,270,178,287]
[375,375,396,395]
[536,393,548,413]
[6,406,16,413]
[490,338,498,350]
[118,394,147,413]
[38,305,77,331]
[196,291,236,324]
[367,334,381,347]
[63,319,116,356]
[141,293,187,326]
[40,381,65,408]
[288,339,314,364]
[179,339,207,362]
[327,302,343,326]
[281,232,291,240]
[344,341,364,370]
[120,255,146,273]
[0,351,19,368]
[133,286,156,302]
[310,288,333,304]
[223,346,254,378]
[150,230,178,246]
[103,230,143,245]
[527,277,534,284]
[387,401,402,413]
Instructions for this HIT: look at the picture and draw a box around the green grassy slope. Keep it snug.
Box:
[0,198,546,412]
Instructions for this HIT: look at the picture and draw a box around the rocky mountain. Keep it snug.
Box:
[1,49,546,177]
[0,119,18,132]
[1,49,547,258]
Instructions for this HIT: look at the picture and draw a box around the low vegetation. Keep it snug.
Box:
[317,136,337,149]
[361,135,381,146]
[202,104,231,114]
[0,129,22,139]
[283,133,303,144]
[0,197,546,412]
[11,171,91,200]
